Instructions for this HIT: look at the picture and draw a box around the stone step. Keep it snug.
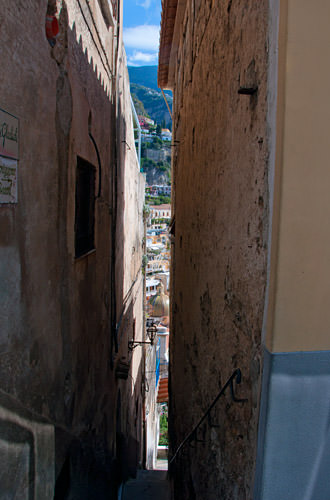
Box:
[121,470,170,500]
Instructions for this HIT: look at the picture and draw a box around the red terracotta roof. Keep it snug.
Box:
[157,377,169,402]
[150,204,171,210]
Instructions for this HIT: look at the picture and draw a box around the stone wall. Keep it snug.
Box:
[0,0,144,497]
[145,146,171,163]
[168,1,269,498]
[115,44,146,477]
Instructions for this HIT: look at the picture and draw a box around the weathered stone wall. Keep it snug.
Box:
[169,1,269,498]
[115,45,146,476]
[0,0,144,497]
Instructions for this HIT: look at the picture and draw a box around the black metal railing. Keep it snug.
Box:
[169,368,247,465]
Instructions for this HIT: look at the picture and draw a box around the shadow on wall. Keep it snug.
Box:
[0,390,54,499]
[68,5,114,98]
[115,372,144,482]
[46,0,114,100]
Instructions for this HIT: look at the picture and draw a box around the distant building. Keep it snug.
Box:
[146,278,160,300]
[138,115,155,129]
[148,283,170,319]
[147,259,170,275]
[146,185,171,197]
[147,232,169,248]
[147,185,158,196]
[144,117,155,126]
[145,148,170,162]
[150,204,171,219]
[155,271,170,291]
[161,128,172,141]
[142,133,155,140]
[157,185,171,196]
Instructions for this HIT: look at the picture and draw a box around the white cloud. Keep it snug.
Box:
[137,0,152,8]
[127,50,158,65]
[123,25,160,51]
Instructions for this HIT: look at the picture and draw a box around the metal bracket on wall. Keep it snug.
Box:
[238,86,258,95]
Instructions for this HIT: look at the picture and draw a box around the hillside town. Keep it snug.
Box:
[141,117,172,471]
[138,114,172,189]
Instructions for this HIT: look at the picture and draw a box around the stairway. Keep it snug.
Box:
[121,470,170,500]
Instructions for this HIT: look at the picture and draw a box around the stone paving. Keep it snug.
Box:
[121,461,169,500]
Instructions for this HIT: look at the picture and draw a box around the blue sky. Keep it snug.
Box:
[123,0,161,66]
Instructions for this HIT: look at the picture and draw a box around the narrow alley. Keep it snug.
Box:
[122,470,169,500]
[1,0,330,499]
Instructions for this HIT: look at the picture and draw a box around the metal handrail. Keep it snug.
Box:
[169,369,247,465]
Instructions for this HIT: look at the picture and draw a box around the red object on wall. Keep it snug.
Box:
[157,378,168,403]
[45,16,59,39]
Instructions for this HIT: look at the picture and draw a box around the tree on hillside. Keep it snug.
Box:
[152,136,162,149]
[131,93,149,117]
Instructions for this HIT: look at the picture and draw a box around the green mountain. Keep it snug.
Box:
[128,66,159,91]
[129,66,173,186]
[128,66,172,128]
[131,93,149,117]
[128,66,172,97]
[130,83,172,129]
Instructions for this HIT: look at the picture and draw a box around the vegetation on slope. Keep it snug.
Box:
[130,83,172,130]
[128,65,171,96]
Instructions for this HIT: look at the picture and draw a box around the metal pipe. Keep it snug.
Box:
[161,89,173,121]
[130,95,141,166]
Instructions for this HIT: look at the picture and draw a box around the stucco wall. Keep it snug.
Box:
[0,1,144,497]
[168,1,269,498]
[265,0,330,353]
[254,2,330,498]
[115,45,146,476]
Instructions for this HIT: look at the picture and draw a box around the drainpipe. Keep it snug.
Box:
[142,208,147,468]
[110,6,120,365]
[131,95,141,166]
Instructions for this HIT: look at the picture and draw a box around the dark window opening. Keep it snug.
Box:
[75,157,95,258]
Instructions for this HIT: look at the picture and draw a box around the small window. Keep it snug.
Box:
[75,157,95,258]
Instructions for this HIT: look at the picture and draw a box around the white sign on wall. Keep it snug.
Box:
[0,156,17,203]
[0,108,19,160]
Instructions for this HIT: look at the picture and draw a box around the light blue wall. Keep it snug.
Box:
[254,349,330,500]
